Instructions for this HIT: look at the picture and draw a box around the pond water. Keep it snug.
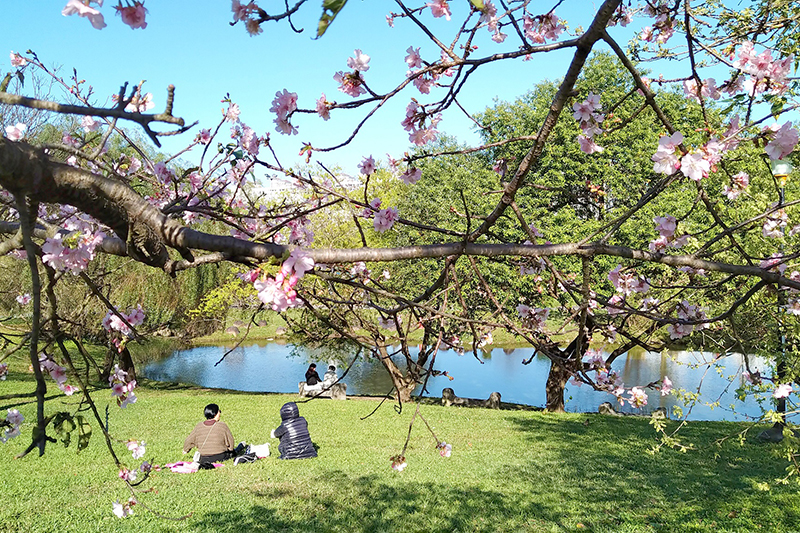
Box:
[142,342,778,421]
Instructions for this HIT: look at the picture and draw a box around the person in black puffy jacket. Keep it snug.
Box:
[270,402,317,459]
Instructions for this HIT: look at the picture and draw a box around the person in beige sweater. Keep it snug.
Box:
[183,403,236,464]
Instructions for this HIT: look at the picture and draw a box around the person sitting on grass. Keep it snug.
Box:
[304,363,323,392]
[270,401,317,459]
[183,403,236,465]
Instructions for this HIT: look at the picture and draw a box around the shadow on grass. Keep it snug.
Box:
[503,414,800,531]
[190,472,559,533]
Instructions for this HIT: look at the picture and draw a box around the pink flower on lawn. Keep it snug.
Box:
[0,363,7,381]
[16,293,31,305]
[427,0,451,20]
[4,122,26,141]
[6,408,23,426]
[347,49,371,72]
[116,1,148,29]
[62,0,106,29]
[10,51,26,67]
[358,155,376,175]
[774,383,792,399]
[374,207,399,232]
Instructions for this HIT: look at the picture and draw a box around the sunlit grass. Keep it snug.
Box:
[2,368,800,532]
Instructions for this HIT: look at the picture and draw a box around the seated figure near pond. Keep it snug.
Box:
[304,363,323,392]
[270,401,317,459]
[323,365,337,387]
[183,403,236,464]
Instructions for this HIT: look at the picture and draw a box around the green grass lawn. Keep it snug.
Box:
[2,367,800,533]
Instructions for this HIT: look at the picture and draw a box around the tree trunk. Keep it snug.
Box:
[375,345,417,404]
[545,359,571,412]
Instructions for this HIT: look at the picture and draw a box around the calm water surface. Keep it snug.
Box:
[142,343,776,421]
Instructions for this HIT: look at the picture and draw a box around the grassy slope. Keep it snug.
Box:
[1,368,800,533]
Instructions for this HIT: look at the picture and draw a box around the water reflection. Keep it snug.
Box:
[142,344,774,421]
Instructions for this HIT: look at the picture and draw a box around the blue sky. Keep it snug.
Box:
[4,2,675,185]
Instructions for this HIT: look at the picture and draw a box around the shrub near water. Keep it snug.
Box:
[2,374,800,532]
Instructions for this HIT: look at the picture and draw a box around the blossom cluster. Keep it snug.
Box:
[608,265,649,296]
[649,215,689,252]
[361,198,400,233]
[39,354,79,396]
[102,304,145,352]
[523,12,565,43]
[572,93,604,154]
[401,100,441,146]
[2,409,24,443]
[733,41,793,97]
[62,0,148,30]
[252,249,314,312]
[667,300,708,340]
[270,89,298,135]
[516,304,548,331]
[639,1,677,44]
[4,122,26,141]
[109,364,138,408]
[41,229,106,275]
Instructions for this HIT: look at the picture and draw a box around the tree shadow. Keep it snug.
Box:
[503,414,800,530]
[189,471,566,533]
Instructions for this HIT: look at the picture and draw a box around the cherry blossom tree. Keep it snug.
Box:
[2,0,800,514]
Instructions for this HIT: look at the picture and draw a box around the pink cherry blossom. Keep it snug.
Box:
[62,0,106,29]
[6,409,23,426]
[315,93,331,120]
[405,47,422,69]
[765,122,799,160]
[333,71,366,98]
[16,293,31,305]
[723,171,749,200]
[358,155,377,175]
[426,0,451,20]
[197,129,211,144]
[773,383,792,399]
[224,102,240,122]
[679,152,710,181]
[628,387,648,408]
[81,115,101,132]
[374,207,399,232]
[116,1,147,29]
[347,49,371,72]
[10,51,26,67]
[127,440,146,460]
[270,89,298,136]
[0,363,7,381]
[232,0,256,22]
[281,249,315,279]
[660,376,673,396]
[400,167,421,185]
[4,122,26,141]
[578,135,604,154]
[124,92,154,113]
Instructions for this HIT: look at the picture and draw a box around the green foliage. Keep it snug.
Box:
[52,412,92,452]
[317,0,348,37]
